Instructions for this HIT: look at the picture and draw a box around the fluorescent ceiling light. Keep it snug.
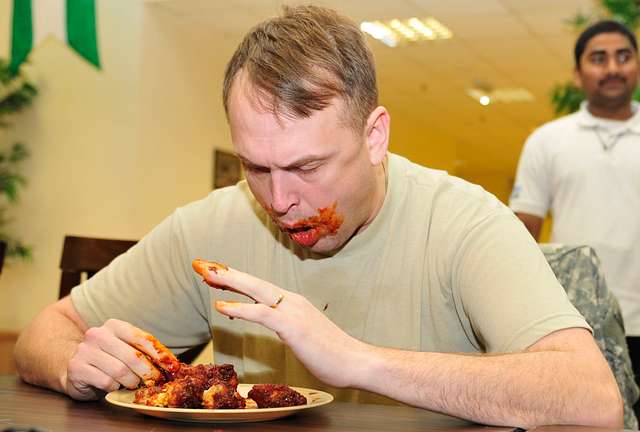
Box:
[360,17,452,47]
[467,87,534,106]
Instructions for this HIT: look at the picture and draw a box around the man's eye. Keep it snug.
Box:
[590,53,606,64]
[296,166,319,175]
[617,51,632,63]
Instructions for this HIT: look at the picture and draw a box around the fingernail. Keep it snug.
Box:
[207,262,229,274]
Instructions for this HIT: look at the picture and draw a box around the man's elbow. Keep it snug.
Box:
[600,389,624,429]
[14,330,39,386]
[585,380,624,429]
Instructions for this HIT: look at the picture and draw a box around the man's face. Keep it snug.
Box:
[227,71,385,254]
[575,32,639,109]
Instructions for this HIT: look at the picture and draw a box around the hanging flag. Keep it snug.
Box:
[9,0,100,75]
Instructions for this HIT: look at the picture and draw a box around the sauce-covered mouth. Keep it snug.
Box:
[280,202,344,247]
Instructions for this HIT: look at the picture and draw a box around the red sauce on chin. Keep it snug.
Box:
[292,202,344,237]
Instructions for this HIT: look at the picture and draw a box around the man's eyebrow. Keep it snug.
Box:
[237,156,266,170]
[588,47,633,56]
[588,49,607,56]
[236,155,327,170]
[282,155,326,169]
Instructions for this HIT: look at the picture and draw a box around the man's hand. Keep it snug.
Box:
[196,262,370,388]
[65,318,177,400]
[15,297,181,401]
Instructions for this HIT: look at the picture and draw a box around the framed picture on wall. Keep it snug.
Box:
[213,149,242,189]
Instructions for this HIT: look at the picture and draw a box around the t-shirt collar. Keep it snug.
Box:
[577,100,640,134]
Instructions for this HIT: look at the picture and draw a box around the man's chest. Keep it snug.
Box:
[548,134,640,196]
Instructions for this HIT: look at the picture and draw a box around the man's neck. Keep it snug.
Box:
[587,102,634,121]
[355,157,387,236]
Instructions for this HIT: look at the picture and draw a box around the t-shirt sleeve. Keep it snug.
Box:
[509,131,551,217]
[451,209,590,353]
[70,210,212,353]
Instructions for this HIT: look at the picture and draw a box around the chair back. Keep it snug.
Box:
[541,244,639,430]
[59,235,137,299]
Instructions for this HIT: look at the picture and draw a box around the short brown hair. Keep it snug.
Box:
[222,5,378,132]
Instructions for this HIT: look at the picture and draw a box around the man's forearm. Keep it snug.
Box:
[351,335,622,428]
[14,301,85,394]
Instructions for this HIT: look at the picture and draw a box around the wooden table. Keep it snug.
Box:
[0,375,622,432]
[0,375,487,432]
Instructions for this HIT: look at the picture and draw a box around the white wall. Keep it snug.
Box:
[0,0,234,332]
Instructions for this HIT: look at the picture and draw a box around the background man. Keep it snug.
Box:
[16,6,622,428]
[510,20,640,410]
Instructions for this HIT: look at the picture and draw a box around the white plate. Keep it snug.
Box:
[105,383,333,423]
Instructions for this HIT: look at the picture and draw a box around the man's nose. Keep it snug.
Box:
[270,171,297,215]
[606,57,622,73]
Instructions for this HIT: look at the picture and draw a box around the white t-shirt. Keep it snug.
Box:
[510,102,640,335]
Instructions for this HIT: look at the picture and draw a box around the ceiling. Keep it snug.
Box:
[146,0,597,181]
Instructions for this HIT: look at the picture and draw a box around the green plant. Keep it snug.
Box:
[0,58,37,260]
[550,0,640,115]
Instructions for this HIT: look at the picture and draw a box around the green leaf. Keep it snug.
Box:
[7,241,32,260]
[564,11,593,31]
[599,0,640,29]
[550,82,585,116]
[0,58,34,262]
[9,142,29,163]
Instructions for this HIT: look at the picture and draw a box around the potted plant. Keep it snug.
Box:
[0,59,37,271]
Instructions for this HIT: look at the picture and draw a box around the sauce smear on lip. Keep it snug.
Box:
[289,202,344,247]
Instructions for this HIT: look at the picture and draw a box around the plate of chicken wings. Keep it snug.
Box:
[106,381,333,423]
[104,338,332,423]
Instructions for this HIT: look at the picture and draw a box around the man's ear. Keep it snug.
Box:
[573,68,583,90]
[364,106,390,166]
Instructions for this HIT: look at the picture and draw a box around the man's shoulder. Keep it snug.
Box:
[389,153,506,217]
[388,152,449,189]
[527,111,581,143]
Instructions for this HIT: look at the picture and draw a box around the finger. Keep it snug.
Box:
[85,324,163,384]
[77,342,141,389]
[193,259,258,301]
[215,301,283,332]
[103,319,181,374]
[192,259,228,284]
[67,359,121,396]
[195,260,284,306]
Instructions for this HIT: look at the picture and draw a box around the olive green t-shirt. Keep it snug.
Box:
[71,153,588,404]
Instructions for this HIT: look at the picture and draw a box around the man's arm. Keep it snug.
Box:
[355,327,622,428]
[14,297,89,395]
[202,264,623,428]
[515,212,544,241]
[14,297,173,400]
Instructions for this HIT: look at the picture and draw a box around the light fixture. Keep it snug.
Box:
[360,17,452,47]
[467,85,534,106]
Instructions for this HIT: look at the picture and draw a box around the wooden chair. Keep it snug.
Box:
[58,235,206,364]
[59,235,137,299]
